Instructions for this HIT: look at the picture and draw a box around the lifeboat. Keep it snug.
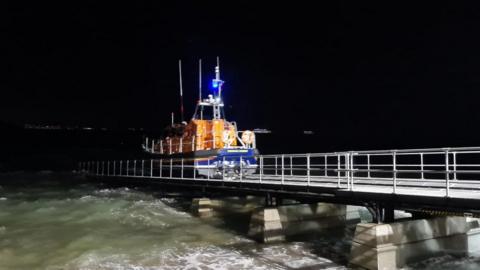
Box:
[142,59,258,179]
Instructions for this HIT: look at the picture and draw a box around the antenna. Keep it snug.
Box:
[178,60,184,122]
[216,56,223,99]
[211,57,224,119]
[216,56,220,78]
[198,59,202,101]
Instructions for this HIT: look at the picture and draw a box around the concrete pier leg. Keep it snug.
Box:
[278,203,363,235]
[349,216,480,270]
[466,217,480,256]
[248,207,285,243]
[247,203,361,242]
[191,198,212,218]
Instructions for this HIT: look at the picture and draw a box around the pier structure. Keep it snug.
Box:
[79,146,480,269]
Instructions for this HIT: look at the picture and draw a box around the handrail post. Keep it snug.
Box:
[393,151,397,194]
[324,155,328,177]
[240,156,243,182]
[107,161,110,176]
[445,149,450,197]
[120,160,123,176]
[346,153,350,190]
[126,160,129,176]
[337,155,341,188]
[193,158,197,179]
[96,161,99,175]
[307,154,311,186]
[367,154,371,179]
[160,140,164,154]
[420,153,424,180]
[141,160,144,177]
[290,156,293,176]
[453,152,457,180]
[180,138,183,153]
[350,152,355,191]
[350,152,354,191]
[169,158,173,178]
[151,140,155,153]
[133,160,137,176]
[281,154,284,185]
[275,156,278,176]
[259,156,263,183]
[222,156,226,181]
[181,158,184,178]
[102,161,105,176]
[169,139,172,154]
[150,159,153,177]
[160,159,163,177]
[207,159,210,179]
[192,136,195,152]
[113,160,116,176]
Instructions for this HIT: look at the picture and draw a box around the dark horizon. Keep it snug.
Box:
[4,2,480,160]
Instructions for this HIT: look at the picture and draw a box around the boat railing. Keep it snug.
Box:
[145,132,256,154]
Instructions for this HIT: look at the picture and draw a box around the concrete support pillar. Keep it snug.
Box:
[466,217,480,257]
[278,203,361,235]
[248,207,285,243]
[191,198,212,218]
[349,216,480,270]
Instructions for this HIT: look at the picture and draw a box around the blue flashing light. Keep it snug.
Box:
[211,79,223,89]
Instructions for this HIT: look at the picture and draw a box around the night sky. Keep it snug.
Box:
[4,2,480,151]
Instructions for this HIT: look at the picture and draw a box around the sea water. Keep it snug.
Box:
[0,172,479,269]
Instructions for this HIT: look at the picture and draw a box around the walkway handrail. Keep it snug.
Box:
[78,146,480,199]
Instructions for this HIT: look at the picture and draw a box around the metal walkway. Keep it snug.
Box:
[79,147,480,217]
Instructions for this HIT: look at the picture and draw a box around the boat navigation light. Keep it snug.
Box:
[212,79,223,89]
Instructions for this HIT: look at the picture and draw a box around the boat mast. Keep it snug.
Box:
[199,59,203,120]
[178,60,185,123]
[212,56,224,119]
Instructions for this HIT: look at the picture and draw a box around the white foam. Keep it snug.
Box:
[159,198,177,204]
[254,242,347,270]
[155,245,270,270]
[79,195,95,201]
[401,254,480,270]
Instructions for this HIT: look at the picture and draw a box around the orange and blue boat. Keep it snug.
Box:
[143,59,258,178]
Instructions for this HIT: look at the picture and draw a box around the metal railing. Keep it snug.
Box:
[143,131,257,154]
[78,147,480,198]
